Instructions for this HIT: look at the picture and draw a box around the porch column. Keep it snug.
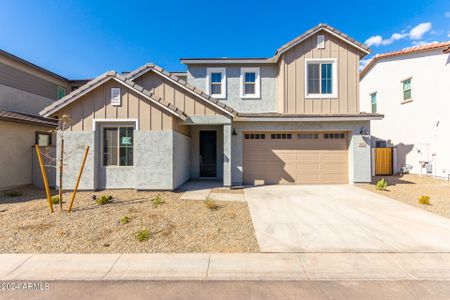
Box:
[223,124,232,186]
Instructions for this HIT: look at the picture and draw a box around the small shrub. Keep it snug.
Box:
[376,178,388,191]
[204,196,219,210]
[120,216,130,224]
[51,195,60,204]
[96,195,111,205]
[418,195,430,205]
[151,194,165,208]
[5,191,23,197]
[135,229,150,242]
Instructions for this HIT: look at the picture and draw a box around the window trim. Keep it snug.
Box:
[304,58,338,99]
[240,67,261,99]
[401,77,412,103]
[101,125,135,168]
[56,85,67,100]
[206,67,226,99]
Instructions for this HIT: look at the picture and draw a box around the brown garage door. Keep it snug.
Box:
[243,132,348,185]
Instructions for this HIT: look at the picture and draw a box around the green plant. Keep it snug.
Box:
[204,196,219,210]
[120,216,130,224]
[96,194,111,205]
[135,228,150,242]
[51,195,60,204]
[5,191,23,197]
[151,194,165,208]
[375,178,388,191]
[418,195,430,205]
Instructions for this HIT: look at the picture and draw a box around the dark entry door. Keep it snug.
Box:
[200,131,217,177]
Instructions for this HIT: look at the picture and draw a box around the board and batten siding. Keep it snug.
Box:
[278,32,361,114]
[134,72,222,116]
[56,80,190,136]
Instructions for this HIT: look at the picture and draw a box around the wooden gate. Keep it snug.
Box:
[375,148,393,175]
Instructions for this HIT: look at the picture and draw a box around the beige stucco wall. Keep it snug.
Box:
[278,32,361,114]
[0,120,54,189]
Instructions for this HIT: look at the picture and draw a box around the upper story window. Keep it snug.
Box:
[240,67,261,99]
[206,67,226,99]
[56,86,67,100]
[305,59,337,98]
[402,78,412,103]
[370,92,377,113]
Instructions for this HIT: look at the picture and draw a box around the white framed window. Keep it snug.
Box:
[102,126,134,167]
[305,58,338,98]
[206,67,226,99]
[401,78,412,103]
[370,92,377,113]
[111,88,121,106]
[240,67,261,99]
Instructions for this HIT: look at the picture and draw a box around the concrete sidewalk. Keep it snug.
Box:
[2,253,450,281]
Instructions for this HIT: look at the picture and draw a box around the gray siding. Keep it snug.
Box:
[0,61,62,100]
[187,65,277,113]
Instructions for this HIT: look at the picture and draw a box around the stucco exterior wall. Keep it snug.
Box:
[360,50,450,178]
[187,65,277,113]
[0,120,55,189]
[134,131,174,190]
[56,131,96,190]
[231,121,371,185]
[173,131,191,188]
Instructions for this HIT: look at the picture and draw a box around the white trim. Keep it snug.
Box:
[206,67,226,99]
[304,58,338,99]
[100,123,136,168]
[181,59,274,64]
[275,27,370,60]
[127,68,234,117]
[240,67,261,99]
[235,115,384,122]
[93,118,139,131]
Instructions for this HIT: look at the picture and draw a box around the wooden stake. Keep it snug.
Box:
[68,146,89,213]
[58,139,64,212]
[35,145,54,213]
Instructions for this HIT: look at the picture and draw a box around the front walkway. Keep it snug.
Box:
[2,253,450,281]
[179,180,245,202]
[245,185,450,252]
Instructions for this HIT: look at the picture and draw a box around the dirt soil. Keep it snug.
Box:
[0,186,259,253]
[357,174,450,219]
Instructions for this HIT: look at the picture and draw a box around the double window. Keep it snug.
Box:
[305,59,337,98]
[240,67,260,99]
[103,127,134,166]
[402,78,412,102]
[206,67,226,99]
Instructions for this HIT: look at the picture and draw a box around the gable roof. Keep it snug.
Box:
[40,71,188,120]
[181,24,370,64]
[274,23,370,60]
[0,109,57,127]
[125,63,237,116]
[360,41,450,78]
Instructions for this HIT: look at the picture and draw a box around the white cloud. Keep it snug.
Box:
[365,22,432,47]
[411,40,437,47]
[409,22,432,40]
[445,12,450,17]
[448,32,450,38]
[359,58,372,70]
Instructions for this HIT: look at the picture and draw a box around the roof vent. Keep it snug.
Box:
[317,35,325,49]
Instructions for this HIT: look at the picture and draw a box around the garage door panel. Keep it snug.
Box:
[243,132,348,185]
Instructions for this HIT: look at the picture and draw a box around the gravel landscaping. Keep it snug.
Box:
[357,174,450,219]
[0,186,259,253]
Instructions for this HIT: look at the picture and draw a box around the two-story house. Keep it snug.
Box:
[0,49,88,189]
[40,24,382,190]
[360,41,450,179]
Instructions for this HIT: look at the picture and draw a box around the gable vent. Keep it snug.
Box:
[111,88,121,106]
[317,35,325,49]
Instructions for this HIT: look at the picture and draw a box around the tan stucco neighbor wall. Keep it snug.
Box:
[0,120,54,189]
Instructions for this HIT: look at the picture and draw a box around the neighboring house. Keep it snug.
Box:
[360,42,450,179]
[40,24,382,191]
[0,49,87,189]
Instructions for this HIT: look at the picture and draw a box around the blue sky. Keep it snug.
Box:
[0,0,449,78]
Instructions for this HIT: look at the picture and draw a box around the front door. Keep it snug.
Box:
[199,131,217,177]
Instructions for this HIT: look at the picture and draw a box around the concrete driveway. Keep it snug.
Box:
[245,185,450,252]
